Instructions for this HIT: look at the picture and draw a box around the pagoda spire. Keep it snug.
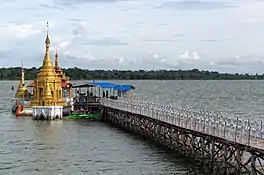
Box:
[15,60,28,98]
[55,46,59,68]
[30,21,66,107]
[42,21,53,68]
[21,60,25,86]
[53,46,69,81]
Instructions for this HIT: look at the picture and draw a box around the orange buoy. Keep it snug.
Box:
[15,102,22,116]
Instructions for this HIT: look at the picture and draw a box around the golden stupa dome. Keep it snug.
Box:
[15,63,29,99]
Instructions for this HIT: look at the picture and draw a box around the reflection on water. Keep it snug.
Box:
[0,116,204,175]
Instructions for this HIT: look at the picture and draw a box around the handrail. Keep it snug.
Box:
[101,98,264,149]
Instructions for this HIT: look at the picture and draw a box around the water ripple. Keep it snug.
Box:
[4,80,258,174]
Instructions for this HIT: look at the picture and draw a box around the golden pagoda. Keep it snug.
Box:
[30,22,66,107]
[41,75,56,106]
[15,62,29,99]
[54,48,69,82]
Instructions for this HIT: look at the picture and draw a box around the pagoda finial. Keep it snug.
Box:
[55,46,59,68]
[21,60,24,84]
[46,21,49,33]
[45,21,50,50]
[42,21,53,67]
[15,60,28,98]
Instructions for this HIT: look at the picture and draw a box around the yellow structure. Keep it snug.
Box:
[30,22,66,107]
[41,77,54,105]
[53,48,73,98]
[54,48,69,82]
[15,62,29,99]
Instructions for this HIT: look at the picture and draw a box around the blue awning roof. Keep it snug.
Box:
[113,85,134,91]
[72,83,96,88]
[84,81,135,91]
[86,82,116,88]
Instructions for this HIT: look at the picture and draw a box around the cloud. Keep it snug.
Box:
[113,55,124,64]
[140,38,178,42]
[58,41,71,50]
[57,0,132,7]
[0,23,41,39]
[159,0,237,10]
[60,52,173,70]
[200,36,244,42]
[63,54,122,69]
[0,49,12,60]
[180,51,200,60]
[80,38,128,46]
[0,0,263,74]
[38,4,64,10]
[11,24,41,38]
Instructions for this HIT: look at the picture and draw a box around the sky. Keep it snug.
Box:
[0,0,264,73]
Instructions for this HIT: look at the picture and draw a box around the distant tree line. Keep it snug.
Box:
[0,67,263,80]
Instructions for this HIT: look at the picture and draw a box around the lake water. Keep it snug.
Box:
[1,80,263,174]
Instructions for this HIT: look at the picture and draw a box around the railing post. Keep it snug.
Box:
[235,125,238,142]
[203,117,206,132]
[148,105,150,117]
[235,117,238,142]
[224,121,226,139]
[240,125,243,143]
[212,117,214,134]
[248,127,251,146]
[185,116,188,128]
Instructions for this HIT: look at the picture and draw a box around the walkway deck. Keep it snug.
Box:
[102,98,264,151]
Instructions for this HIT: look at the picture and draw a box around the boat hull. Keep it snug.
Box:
[11,103,71,117]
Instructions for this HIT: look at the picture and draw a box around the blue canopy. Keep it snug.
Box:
[113,85,134,91]
[86,82,116,88]
[85,81,135,91]
[72,83,96,88]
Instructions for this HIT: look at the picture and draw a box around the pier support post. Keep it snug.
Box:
[201,138,205,164]
[224,145,228,174]
[175,130,179,152]
[210,140,215,171]
[191,134,195,157]
[250,153,256,175]
[235,149,242,173]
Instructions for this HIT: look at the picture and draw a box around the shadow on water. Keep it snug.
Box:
[0,115,193,174]
[100,121,210,175]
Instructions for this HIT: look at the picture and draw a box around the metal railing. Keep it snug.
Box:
[101,98,264,149]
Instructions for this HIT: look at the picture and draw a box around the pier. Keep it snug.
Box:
[101,98,264,175]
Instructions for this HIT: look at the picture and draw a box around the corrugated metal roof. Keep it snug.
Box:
[84,81,135,91]
[86,82,116,88]
[113,85,135,91]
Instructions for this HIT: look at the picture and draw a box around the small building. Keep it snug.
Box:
[73,81,135,99]
[113,84,135,98]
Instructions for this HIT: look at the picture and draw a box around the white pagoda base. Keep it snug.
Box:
[33,106,63,120]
